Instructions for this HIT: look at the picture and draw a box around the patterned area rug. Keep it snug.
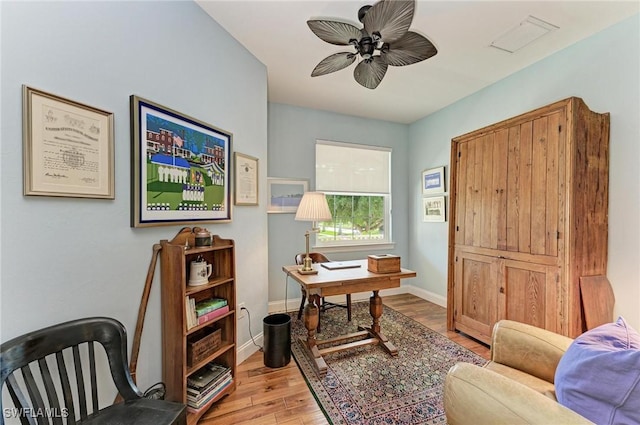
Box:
[289,302,487,425]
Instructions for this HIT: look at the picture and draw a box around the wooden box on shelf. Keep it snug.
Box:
[187,328,222,367]
[160,234,237,425]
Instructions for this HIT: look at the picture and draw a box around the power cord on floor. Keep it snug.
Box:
[241,307,263,352]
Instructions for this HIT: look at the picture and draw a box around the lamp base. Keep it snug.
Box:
[297,268,318,275]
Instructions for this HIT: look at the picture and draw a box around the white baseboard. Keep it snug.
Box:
[238,285,447,366]
[236,331,264,365]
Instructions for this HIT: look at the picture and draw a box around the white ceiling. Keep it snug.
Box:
[197,1,639,124]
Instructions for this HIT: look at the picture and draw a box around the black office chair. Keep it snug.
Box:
[295,253,352,326]
[0,317,186,425]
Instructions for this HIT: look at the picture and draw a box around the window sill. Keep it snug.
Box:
[311,242,396,254]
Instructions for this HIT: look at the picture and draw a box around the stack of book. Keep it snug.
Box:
[186,362,232,411]
[185,297,229,329]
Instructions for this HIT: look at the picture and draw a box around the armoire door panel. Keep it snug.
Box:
[503,262,547,329]
[545,111,562,257]
[491,129,509,251]
[500,260,559,333]
[506,125,521,252]
[480,134,495,248]
[530,112,562,256]
[518,121,533,254]
[454,142,468,245]
[531,116,549,255]
[454,252,497,340]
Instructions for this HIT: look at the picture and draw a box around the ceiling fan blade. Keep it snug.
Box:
[353,57,388,89]
[363,0,415,44]
[311,52,357,77]
[382,31,437,66]
[307,20,362,46]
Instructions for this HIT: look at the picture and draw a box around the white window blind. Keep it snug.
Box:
[316,140,391,194]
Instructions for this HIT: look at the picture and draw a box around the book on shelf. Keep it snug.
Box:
[185,296,198,330]
[187,372,231,402]
[195,297,228,317]
[186,297,229,330]
[187,376,232,409]
[187,363,229,390]
[197,305,229,326]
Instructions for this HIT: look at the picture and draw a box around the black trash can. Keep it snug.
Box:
[263,313,291,368]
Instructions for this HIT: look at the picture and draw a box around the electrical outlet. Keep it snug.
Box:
[238,302,246,320]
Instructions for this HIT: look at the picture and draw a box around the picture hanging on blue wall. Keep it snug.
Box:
[422,166,445,195]
[130,95,232,227]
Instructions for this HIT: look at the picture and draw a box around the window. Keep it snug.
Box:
[315,140,391,247]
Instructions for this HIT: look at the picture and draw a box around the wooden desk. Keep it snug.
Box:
[283,259,416,377]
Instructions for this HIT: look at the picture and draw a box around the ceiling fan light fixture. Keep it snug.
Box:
[307,0,437,89]
[490,15,559,53]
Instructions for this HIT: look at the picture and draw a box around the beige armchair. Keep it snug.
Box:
[444,320,594,425]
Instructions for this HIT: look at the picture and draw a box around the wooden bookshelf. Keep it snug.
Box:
[160,234,237,425]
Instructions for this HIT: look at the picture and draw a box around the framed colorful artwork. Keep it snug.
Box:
[130,95,232,227]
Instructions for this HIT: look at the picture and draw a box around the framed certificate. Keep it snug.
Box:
[234,152,258,206]
[22,85,115,199]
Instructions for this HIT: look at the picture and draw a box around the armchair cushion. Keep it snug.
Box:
[555,317,640,425]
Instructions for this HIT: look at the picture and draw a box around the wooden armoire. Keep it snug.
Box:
[446,97,609,344]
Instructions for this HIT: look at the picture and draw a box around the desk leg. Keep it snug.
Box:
[301,294,328,377]
[363,290,397,356]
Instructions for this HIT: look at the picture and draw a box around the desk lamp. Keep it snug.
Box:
[294,192,332,274]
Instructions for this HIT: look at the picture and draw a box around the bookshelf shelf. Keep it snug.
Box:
[160,234,237,424]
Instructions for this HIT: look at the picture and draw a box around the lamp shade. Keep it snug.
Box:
[295,192,332,222]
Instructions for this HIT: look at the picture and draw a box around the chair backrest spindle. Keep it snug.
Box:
[71,345,87,420]
[36,358,63,425]
[88,342,99,414]
[55,350,76,424]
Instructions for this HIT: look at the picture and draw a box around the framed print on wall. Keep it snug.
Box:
[267,178,308,213]
[130,95,232,227]
[422,166,445,195]
[423,196,446,222]
[234,152,258,206]
[22,85,115,199]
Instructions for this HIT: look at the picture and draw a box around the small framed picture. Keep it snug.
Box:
[234,152,258,206]
[267,178,308,213]
[423,196,446,222]
[422,166,445,195]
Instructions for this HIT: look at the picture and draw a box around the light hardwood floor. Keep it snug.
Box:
[198,294,490,424]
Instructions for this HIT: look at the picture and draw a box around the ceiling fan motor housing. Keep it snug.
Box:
[358,37,375,59]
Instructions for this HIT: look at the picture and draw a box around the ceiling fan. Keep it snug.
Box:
[307,0,437,89]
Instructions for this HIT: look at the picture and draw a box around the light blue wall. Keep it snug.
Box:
[408,14,640,329]
[267,103,411,303]
[0,0,268,392]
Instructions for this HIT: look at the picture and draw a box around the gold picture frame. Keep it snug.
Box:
[22,85,115,199]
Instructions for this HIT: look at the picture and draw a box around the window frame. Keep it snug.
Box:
[314,140,393,250]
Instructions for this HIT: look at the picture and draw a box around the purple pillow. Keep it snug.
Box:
[555,317,640,425]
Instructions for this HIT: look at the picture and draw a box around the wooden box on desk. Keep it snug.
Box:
[367,254,401,273]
